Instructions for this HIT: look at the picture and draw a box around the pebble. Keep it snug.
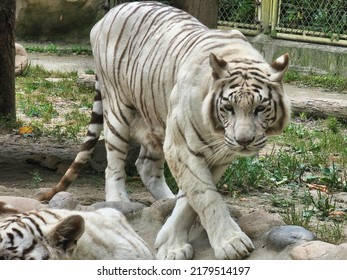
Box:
[48,191,79,210]
[267,225,316,251]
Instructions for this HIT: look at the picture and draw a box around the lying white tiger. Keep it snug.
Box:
[0,202,155,260]
[40,2,290,260]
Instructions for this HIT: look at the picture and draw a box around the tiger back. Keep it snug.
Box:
[0,202,156,260]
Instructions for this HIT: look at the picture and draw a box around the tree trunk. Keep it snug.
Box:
[0,0,16,120]
[172,0,218,29]
[290,97,347,119]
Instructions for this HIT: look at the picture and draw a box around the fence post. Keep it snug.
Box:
[261,0,272,34]
[271,0,279,36]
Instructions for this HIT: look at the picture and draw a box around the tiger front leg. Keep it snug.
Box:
[164,146,254,260]
[155,191,197,260]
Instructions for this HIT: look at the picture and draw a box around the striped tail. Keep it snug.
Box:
[39,77,104,202]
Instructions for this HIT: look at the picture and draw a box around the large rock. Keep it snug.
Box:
[267,225,316,251]
[15,43,29,76]
[290,241,338,260]
[15,0,105,42]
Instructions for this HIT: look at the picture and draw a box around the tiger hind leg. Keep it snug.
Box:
[104,113,131,202]
[136,145,175,200]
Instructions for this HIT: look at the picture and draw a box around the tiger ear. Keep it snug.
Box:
[209,52,228,80]
[48,215,85,252]
[269,53,289,82]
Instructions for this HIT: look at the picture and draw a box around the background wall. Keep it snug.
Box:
[15,0,105,42]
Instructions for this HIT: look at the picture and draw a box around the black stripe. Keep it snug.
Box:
[176,123,205,158]
[12,228,24,239]
[21,239,37,259]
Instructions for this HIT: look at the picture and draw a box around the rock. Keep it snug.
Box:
[89,201,146,216]
[321,243,347,260]
[48,192,79,210]
[237,210,285,239]
[15,43,29,76]
[78,73,96,87]
[290,241,338,260]
[0,196,42,212]
[267,225,316,251]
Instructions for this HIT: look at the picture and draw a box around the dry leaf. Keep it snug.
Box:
[307,183,329,193]
[19,126,33,135]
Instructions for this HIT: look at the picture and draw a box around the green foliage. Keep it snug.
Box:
[31,170,43,188]
[279,0,347,38]
[24,44,92,56]
[15,65,94,140]
[218,0,257,24]
[284,70,347,93]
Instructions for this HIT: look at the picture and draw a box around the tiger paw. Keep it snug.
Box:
[156,243,194,260]
[212,232,254,260]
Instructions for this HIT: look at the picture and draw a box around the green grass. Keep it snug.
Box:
[15,65,94,140]
[24,43,92,56]
[284,70,347,93]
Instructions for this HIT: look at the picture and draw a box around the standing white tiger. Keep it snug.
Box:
[40,2,290,259]
[0,202,156,260]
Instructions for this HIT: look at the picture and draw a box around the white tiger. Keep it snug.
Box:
[40,2,290,260]
[0,202,156,260]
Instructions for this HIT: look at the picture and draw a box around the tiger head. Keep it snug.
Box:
[203,52,290,156]
[0,210,84,260]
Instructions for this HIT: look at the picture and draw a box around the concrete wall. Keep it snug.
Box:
[251,34,347,78]
[15,0,105,42]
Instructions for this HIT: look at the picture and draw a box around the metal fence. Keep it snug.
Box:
[218,0,347,46]
[104,0,347,46]
[218,0,261,35]
[273,0,347,46]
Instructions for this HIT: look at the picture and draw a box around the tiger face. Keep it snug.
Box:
[204,53,290,156]
[0,213,84,260]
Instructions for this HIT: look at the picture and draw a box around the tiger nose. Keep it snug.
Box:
[235,136,255,147]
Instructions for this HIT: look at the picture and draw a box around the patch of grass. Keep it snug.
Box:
[24,43,92,56]
[31,170,43,188]
[15,65,94,140]
[284,70,347,93]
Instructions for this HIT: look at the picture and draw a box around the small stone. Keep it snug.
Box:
[237,210,285,239]
[49,192,79,210]
[267,225,316,251]
[290,241,337,260]
[77,73,96,88]
[0,196,42,212]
